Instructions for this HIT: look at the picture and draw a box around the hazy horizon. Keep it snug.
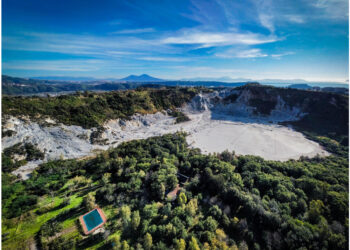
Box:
[3,74,349,85]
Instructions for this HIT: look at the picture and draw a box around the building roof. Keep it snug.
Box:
[167,184,181,200]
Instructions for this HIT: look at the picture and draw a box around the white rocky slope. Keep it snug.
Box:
[187,89,306,122]
[2,89,330,179]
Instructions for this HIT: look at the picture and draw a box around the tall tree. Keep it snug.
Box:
[83,193,95,211]
[175,238,186,250]
[144,233,153,250]
[131,210,141,231]
[188,237,200,250]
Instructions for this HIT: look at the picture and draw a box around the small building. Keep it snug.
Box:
[79,207,107,235]
[166,173,190,201]
[166,184,181,201]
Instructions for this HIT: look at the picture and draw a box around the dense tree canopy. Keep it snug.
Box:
[2,132,348,249]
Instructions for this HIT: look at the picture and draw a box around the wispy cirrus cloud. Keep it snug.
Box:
[216,48,295,59]
[161,30,279,47]
[243,0,347,34]
[2,58,163,74]
[3,60,103,72]
[106,51,146,56]
[4,30,280,58]
[284,15,305,24]
[312,0,348,20]
[111,27,155,34]
[255,0,275,33]
[183,0,229,28]
[271,52,295,59]
[3,31,177,57]
[216,48,268,58]
[138,56,189,62]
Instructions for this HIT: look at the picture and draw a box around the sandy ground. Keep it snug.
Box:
[3,91,330,179]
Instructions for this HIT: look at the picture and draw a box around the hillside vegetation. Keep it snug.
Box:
[2,133,348,249]
[2,87,200,128]
[2,75,144,95]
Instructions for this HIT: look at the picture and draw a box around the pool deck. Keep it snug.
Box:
[79,207,107,235]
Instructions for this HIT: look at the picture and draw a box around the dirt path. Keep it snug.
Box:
[47,226,77,242]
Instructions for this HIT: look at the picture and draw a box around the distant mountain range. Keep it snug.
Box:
[31,74,348,87]
[2,74,348,95]
[181,77,311,83]
[181,76,349,87]
[119,74,163,82]
[31,74,164,82]
[180,77,251,82]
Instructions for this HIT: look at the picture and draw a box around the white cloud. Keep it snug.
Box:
[3,28,280,65]
[3,31,179,57]
[253,0,347,32]
[285,15,305,24]
[216,48,268,58]
[216,49,294,59]
[166,65,249,76]
[312,0,348,20]
[3,60,102,72]
[111,28,156,34]
[138,56,188,62]
[255,0,275,33]
[161,31,278,47]
[271,52,295,58]
[106,51,146,56]
[258,14,275,33]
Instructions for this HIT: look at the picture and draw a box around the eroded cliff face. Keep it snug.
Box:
[2,88,331,179]
[186,88,306,123]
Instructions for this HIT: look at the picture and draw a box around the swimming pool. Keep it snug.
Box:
[79,208,107,234]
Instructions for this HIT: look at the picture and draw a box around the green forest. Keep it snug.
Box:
[1,75,143,95]
[2,132,348,249]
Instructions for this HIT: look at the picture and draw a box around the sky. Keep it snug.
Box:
[2,0,349,82]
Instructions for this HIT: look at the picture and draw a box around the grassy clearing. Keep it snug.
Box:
[2,194,83,249]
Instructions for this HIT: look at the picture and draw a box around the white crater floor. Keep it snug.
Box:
[182,111,329,161]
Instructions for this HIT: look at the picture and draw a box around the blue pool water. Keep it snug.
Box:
[83,209,104,232]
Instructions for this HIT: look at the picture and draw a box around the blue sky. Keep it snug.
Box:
[2,0,349,82]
